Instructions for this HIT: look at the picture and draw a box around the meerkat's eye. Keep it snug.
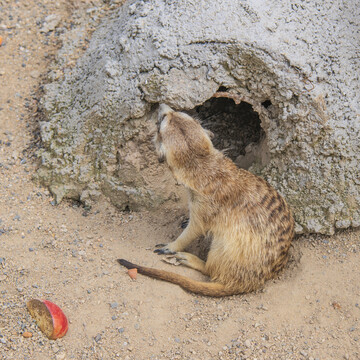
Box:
[159,113,167,124]
[157,114,166,131]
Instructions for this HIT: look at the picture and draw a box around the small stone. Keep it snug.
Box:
[94,334,102,343]
[30,70,41,79]
[244,339,251,348]
[118,327,125,333]
[110,302,118,309]
[52,344,60,353]
[55,353,66,360]
[22,331,33,338]
[305,295,310,300]
[300,350,308,357]
[41,14,61,32]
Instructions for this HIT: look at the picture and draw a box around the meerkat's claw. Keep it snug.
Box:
[174,253,189,266]
[154,243,167,248]
[154,247,176,255]
[174,252,187,260]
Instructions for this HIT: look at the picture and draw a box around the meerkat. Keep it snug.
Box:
[118,103,294,297]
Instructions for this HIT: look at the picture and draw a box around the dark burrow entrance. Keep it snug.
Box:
[190,96,265,169]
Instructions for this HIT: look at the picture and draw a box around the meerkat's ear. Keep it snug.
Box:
[205,129,214,140]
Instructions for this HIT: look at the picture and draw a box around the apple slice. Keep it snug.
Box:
[26,299,68,340]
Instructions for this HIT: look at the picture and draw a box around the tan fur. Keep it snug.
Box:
[119,104,294,297]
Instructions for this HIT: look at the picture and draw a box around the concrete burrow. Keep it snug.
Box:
[37,0,360,234]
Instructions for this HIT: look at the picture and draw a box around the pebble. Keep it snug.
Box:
[55,353,66,360]
[22,331,32,338]
[300,350,308,357]
[30,70,41,78]
[94,334,102,343]
[110,302,118,309]
[41,14,61,32]
[52,344,60,353]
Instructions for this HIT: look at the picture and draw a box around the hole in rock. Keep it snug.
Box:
[261,99,272,108]
[190,96,265,168]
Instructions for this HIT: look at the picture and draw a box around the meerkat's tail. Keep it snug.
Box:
[117,259,237,297]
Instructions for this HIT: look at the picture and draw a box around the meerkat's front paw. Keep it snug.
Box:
[154,242,179,255]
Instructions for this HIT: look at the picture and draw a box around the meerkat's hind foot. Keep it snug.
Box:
[175,252,208,275]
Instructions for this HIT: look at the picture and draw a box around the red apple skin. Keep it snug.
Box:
[42,300,68,339]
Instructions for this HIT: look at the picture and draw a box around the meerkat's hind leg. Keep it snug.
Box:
[175,252,208,275]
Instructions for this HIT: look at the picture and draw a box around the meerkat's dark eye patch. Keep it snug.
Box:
[157,113,167,131]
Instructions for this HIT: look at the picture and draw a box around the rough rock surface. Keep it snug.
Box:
[38,0,360,234]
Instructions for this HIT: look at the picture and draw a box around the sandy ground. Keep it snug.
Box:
[0,1,359,359]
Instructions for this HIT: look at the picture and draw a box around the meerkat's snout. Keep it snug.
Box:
[157,153,165,163]
[158,104,173,121]
[155,104,172,164]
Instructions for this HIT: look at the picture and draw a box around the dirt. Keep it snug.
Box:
[0,1,359,360]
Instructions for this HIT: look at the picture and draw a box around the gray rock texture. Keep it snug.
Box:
[38,0,360,235]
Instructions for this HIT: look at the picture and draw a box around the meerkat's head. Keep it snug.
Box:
[154,104,215,172]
